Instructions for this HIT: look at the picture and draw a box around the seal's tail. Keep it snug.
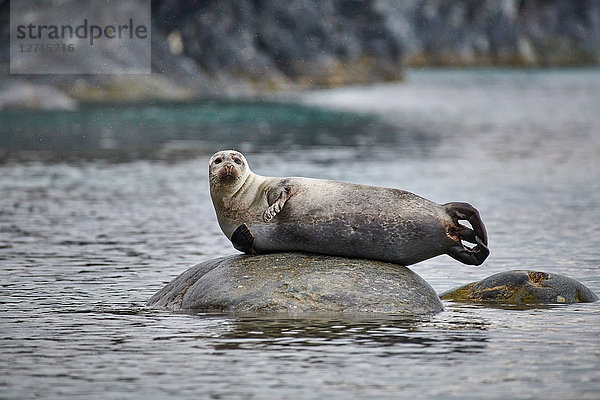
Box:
[444,202,489,266]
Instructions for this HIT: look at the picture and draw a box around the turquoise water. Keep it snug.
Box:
[0,99,397,162]
[1,69,599,399]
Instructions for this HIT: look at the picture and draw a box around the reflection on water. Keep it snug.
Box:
[209,314,489,355]
[1,69,600,399]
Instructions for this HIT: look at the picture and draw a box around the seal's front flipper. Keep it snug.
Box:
[263,186,291,222]
[231,223,256,254]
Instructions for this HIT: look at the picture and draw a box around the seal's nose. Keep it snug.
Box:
[220,163,236,177]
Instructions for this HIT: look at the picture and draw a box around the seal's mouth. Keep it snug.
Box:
[217,164,238,181]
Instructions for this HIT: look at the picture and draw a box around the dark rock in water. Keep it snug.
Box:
[147,253,444,314]
[440,270,598,305]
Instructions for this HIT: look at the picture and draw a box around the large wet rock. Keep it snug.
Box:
[440,270,598,305]
[147,253,444,314]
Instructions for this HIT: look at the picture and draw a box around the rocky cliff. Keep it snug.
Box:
[152,0,600,88]
[1,0,599,107]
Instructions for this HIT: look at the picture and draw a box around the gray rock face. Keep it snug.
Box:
[2,1,599,108]
[440,270,598,304]
[152,0,600,86]
[147,253,444,314]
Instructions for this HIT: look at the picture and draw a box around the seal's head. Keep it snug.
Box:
[208,150,250,192]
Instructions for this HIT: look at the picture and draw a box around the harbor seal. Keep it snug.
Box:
[208,150,489,266]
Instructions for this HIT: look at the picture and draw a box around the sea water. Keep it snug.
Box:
[1,69,599,399]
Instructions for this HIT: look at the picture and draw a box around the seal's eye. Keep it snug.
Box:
[234,158,242,165]
[214,157,223,164]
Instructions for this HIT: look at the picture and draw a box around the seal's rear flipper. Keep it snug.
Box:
[447,236,490,265]
[444,202,489,265]
[231,224,256,254]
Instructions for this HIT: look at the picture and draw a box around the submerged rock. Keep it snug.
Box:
[0,80,78,111]
[147,253,444,314]
[440,270,598,305]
